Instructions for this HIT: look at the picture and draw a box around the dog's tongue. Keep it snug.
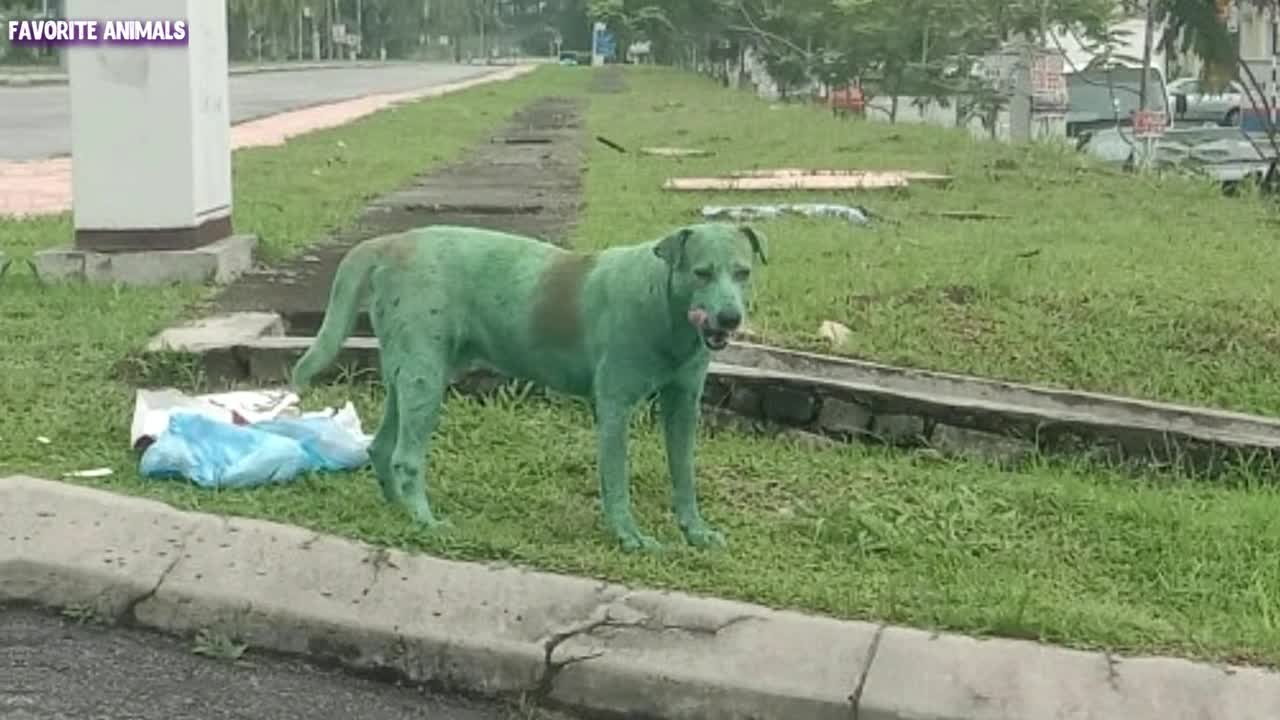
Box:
[687,308,709,329]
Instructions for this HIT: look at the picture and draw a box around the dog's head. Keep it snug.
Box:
[654,222,768,351]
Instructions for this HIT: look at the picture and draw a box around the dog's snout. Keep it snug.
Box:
[716,310,742,331]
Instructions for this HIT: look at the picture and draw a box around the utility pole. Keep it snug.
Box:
[1138,0,1155,112]
[355,0,362,59]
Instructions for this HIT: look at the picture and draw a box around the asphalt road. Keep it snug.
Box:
[0,607,570,720]
[0,63,500,161]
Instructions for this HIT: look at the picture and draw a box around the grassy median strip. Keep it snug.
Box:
[0,66,584,473]
[576,67,1280,416]
[3,66,1278,668]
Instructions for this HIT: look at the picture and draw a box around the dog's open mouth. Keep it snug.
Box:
[688,308,731,351]
[702,330,730,351]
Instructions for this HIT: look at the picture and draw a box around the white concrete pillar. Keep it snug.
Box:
[591,21,605,67]
[66,0,232,252]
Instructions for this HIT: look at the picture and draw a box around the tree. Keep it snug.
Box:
[1155,0,1278,88]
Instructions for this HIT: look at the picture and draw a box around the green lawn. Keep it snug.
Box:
[576,67,1280,417]
[3,65,1280,669]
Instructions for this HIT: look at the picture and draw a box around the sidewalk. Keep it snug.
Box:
[0,58,555,87]
[0,64,536,218]
[3,474,1278,720]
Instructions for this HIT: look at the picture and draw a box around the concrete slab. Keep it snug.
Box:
[132,514,393,667]
[1106,655,1280,719]
[0,476,197,620]
[545,589,877,720]
[858,626,1116,720]
[5,475,1280,720]
[211,95,585,328]
[146,311,285,353]
[858,625,1280,720]
[32,234,257,287]
[350,546,612,695]
[715,341,1280,460]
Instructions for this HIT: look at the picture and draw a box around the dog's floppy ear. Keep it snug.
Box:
[739,225,768,265]
[654,227,693,267]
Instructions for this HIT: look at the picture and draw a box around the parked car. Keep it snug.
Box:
[1168,77,1245,126]
[1065,66,1172,139]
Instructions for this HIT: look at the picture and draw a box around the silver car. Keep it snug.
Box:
[1168,77,1246,126]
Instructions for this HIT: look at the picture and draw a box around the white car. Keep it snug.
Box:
[1168,77,1246,126]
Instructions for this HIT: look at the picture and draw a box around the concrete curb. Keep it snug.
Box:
[0,61,408,87]
[4,475,1280,720]
[147,310,1280,474]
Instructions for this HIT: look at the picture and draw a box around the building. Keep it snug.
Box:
[1233,1,1278,61]
[1230,0,1278,100]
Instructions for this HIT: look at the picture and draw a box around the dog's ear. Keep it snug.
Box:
[739,225,768,265]
[654,227,692,267]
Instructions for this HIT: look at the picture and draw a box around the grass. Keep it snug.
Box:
[575,67,1280,416]
[2,65,1279,669]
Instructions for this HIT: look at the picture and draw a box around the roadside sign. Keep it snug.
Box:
[978,49,1019,98]
[1030,50,1069,115]
[1133,109,1168,138]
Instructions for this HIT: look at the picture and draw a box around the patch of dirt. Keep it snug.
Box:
[589,66,627,94]
[212,96,587,336]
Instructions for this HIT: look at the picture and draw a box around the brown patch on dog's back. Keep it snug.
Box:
[375,232,418,266]
[532,251,597,345]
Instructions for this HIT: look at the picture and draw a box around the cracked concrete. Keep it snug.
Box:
[116,521,199,625]
[850,624,886,720]
[5,475,1280,720]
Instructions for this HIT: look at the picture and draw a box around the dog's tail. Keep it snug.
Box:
[291,241,380,390]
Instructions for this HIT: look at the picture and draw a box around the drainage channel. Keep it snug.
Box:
[148,308,1280,477]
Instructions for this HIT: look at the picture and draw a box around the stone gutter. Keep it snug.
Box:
[13,475,1279,720]
[145,311,1280,473]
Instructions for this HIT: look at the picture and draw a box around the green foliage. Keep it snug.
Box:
[1154,0,1239,89]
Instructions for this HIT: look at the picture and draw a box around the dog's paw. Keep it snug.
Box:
[409,509,452,532]
[682,524,727,549]
[617,531,663,554]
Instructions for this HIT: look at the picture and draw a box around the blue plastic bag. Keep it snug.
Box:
[139,411,369,489]
[253,415,370,471]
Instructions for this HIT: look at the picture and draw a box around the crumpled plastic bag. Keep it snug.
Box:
[139,411,369,489]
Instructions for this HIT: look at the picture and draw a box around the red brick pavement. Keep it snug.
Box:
[0,64,535,218]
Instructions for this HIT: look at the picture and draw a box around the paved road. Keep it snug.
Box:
[0,607,569,720]
[0,63,500,161]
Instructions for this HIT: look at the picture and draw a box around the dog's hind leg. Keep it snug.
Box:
[387,357,451,529]
[659,381,725,548]
[368,381,400,504]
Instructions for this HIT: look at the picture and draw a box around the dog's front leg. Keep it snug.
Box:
[594,393,661,553]
[659,382,726,548]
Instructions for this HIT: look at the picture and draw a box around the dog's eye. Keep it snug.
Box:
[733,269,751,282]
[694,268,714,281]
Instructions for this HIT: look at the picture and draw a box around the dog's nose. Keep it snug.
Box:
[716,310,742,331]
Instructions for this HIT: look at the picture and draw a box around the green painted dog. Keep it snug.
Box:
[291,222,767,552]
